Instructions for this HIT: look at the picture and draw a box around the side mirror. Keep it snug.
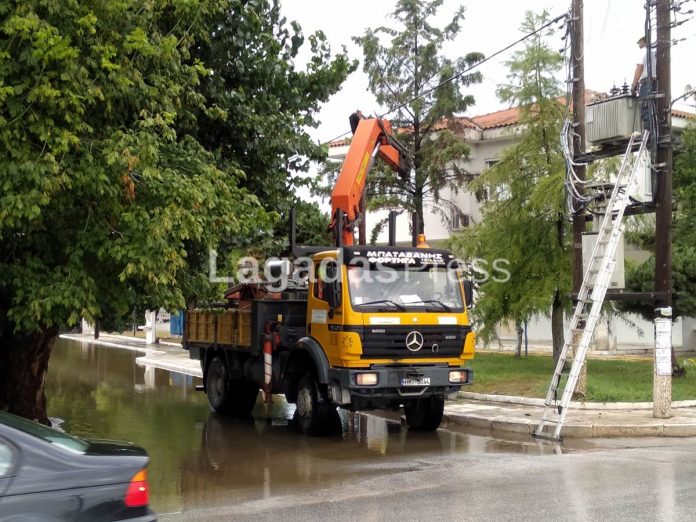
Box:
[463,280,474,309]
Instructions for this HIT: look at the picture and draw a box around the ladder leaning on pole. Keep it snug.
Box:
[534,130,649,441]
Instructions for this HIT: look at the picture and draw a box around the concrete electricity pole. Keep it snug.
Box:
[653,0,673,418]
[570,0,588,397]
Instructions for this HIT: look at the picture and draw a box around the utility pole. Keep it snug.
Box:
[653,0,673,418]
[570,0,588,397]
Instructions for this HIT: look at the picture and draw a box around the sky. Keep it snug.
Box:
[281,0,695,146]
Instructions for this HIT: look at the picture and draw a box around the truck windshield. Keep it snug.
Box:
[347,265,464,312]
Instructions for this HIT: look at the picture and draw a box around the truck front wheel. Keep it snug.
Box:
[206,356,259,416]
[295,372,336,436]
[404,397,445,431]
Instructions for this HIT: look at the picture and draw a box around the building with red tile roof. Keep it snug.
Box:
[328,92,694,244]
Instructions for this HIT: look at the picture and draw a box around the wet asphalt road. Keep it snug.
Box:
[162,435,696,521]
[48,339,696,521]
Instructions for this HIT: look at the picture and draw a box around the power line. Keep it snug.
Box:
[320,11,569,147]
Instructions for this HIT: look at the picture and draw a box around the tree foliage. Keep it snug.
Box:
[448,11,569,359]
[352,0,483,239]
[620,125,696,320]
[184,0,356,209]
[0,0,351,420]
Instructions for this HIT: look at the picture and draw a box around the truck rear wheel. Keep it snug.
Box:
[206,356,259,416]
[404,397,445,431]
[295,372,336,436]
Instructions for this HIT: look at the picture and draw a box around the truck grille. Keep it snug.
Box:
[360,325,469,359]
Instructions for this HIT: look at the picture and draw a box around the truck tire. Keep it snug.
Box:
[404,397,445,431]
[295,372,336,436]
[206,356,259,416]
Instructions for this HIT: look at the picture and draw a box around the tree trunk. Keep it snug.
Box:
[0,326,58,424]
[412,186,424,245]
[515,321,523,358]
[551,290,564,365]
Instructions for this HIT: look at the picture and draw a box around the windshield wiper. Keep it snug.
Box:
[411,299,452,312]
[360,299,406,311]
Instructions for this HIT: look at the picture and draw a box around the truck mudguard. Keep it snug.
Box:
[289,337,331,384]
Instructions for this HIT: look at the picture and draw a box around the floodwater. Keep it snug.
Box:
[47,338,568,515]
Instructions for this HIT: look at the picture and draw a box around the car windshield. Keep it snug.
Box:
[0,411,89,454]
[347,265,464,311]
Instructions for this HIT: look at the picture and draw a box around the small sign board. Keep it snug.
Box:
[655,318,672,376]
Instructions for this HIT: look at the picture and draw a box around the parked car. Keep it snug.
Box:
[0,411,155,521]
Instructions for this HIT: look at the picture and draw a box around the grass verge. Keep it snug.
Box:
[466,351,696,402]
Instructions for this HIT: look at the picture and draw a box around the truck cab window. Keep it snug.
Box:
[348,265,464,311]
[314,261,338,302]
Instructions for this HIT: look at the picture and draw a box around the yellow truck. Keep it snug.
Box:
[183,114,476,434]
[184,244,475,434]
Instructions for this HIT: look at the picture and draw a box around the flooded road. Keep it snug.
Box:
[47,339,584,516]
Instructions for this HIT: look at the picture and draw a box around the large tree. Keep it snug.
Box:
[448,11,569,362]
[352,0,483,241]
[0,0,352,422]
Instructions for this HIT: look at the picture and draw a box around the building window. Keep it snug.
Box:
[473,161,500,203]
[450,208,470,230]
[475,186,489,203]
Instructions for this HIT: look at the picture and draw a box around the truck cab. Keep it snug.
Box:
[285,245,475,433]
[184,244,475,435]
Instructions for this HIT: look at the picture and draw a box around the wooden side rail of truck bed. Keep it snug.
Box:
[185,309,252,347]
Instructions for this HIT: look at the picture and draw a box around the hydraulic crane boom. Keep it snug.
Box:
[330,113,412,246]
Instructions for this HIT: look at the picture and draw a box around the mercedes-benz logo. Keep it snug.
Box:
[405,331,424,352]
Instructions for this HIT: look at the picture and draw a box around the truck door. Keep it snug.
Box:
[309,259,343,363]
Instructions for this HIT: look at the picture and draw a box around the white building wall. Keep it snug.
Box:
[490,311,690,355]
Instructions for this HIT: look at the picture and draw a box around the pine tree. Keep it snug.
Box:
[353,0,483,242]
[449,11,569,362]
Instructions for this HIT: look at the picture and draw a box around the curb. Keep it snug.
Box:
[135,355,202,378]
[70,333,183,349]
[442,411,696,438]
[59,334,165,356]
[457,391,696,410]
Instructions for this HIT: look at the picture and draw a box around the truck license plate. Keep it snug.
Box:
[401,377,431,387]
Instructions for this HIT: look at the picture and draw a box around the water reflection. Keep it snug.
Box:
[47,339,209,514]
[180,413,445,509]
[47,339,563,515]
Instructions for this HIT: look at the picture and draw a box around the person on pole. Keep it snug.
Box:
[631,36,656,130]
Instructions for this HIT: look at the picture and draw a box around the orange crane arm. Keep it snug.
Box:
[330,116,411,246]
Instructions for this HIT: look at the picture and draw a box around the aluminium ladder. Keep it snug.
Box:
[534,130,649,441]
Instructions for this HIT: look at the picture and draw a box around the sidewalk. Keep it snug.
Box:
[61,333,696,439]
[443,395,696,438]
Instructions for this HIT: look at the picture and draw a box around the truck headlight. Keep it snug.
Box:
[449,370,468,383]
[355,372,379,386]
